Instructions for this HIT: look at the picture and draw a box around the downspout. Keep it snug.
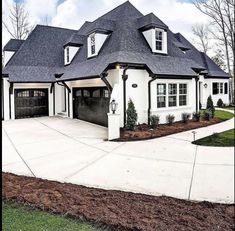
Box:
[50,83,55,115]
[61,81,71,117]
[9,82,13,120]
[148,75,157,125]
[195,74,199,113]
[2,78,4,120]
[101,72,112,93]
[122,66,129,127]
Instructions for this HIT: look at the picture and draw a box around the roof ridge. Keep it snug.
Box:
[36,24,77,32]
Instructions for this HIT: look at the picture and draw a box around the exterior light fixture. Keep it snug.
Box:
[115,64,120,69]
[110,99,118,114]
[204,83,208,88]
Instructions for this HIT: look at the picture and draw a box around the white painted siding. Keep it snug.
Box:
[3,51,15,66]
[199,76,229,108]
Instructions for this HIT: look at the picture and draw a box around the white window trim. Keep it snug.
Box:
[153,28,167,54]
[156,83,188,110]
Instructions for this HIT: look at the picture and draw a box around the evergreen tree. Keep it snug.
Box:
[126,99,137,130]
[206,95,215,118]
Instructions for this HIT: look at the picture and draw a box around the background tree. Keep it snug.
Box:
[3,1,32,40]
[211,49,227,70]
[193,0,234,103]
[192,24,210,54]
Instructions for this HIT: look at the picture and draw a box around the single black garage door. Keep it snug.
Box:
[73,87,110,127]
[15,89,49,119]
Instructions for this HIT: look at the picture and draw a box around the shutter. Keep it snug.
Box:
[212,82,218,95]
[224,82,228,94]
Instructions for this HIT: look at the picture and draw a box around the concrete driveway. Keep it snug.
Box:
[2,114,234,203]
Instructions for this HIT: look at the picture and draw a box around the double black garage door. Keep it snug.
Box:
[15,89,49,119]
[73,87,110,127]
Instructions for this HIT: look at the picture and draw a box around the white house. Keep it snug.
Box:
[2,1,230,128]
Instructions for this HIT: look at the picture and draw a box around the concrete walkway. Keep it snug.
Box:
[2,109,234,203]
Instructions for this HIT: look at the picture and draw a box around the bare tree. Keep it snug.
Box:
[3,1,32,40]
[194,0,234,103]
[192,24,210,54]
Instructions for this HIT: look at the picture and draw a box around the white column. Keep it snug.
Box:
[108,113,120,140]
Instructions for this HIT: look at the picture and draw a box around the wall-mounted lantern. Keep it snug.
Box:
[204,83,208,88]
[110,99,118,114]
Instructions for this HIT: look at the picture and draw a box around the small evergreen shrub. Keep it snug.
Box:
[206,95,215,118]
[202,110,211,121]
[182,113,191,123]
[150,115,160,128]
[192,111,201,122]
[166,114,175,125]
[126,99,137,130]
[217,98,224,107]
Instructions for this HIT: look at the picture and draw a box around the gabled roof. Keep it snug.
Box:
[3,25,76,82]
[137,13,168,30]
[174,33,229,77]
[3,1,228,83]
[3,39,25,52]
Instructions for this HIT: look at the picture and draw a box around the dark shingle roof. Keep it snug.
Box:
[3,39,25,51]
[174,33,229,77]
[3,1,228,83]
[3,25,76,82]
[137,13,168,30]
[64,34,86,47]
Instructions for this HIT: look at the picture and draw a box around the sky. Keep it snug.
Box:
[2,0,210,51]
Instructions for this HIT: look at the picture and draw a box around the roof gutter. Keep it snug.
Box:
[148,75,157,125]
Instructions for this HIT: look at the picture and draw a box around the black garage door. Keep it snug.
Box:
[73,87,110,127]
[15,89,49,119]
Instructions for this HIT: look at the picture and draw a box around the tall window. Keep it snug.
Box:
[212,82,227,95]
[179,84,187,106]
[155,30,163,51]
[168,84,177,107]
[219,83,223,94]
[90,34,95,55]
[66,47,69,63]
[157,84,166,108]
[224,83,228,94]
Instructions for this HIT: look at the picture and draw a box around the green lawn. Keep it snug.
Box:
[200,109,234,120]
[192,129,235,147]
[2,201,104,231]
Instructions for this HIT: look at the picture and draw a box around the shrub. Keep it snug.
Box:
[150,115,160,128]
[126,99,137,130]
[217,98,224,107]
[182,113,191,123]
[166,114,175,125]
[192,111,201,122]
[202,110,211,121]
[206,95,215,118]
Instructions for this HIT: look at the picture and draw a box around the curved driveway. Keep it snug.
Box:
[2,109,234,203]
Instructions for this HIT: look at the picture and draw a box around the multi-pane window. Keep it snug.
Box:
[168,84,177,107]
[66,47,69,63]
[157,84,166,108]
[75,90,82,96]
[219,83,223,94]
[179,84,187,106]
[90,34,96,55]
[212,82,228,95]
[157,83,188,108]
[17,91,30,97]
[224,83,228,94]
[93,89,100,98]
[103,89,109,98]
[83,90,90,97]
[155,30,163,51]
[34,91,45,97]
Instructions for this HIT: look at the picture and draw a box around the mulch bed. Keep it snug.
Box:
[3,172,235,231]
[115,118,222,141]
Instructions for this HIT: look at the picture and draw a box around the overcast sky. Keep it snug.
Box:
[2,0,210,50]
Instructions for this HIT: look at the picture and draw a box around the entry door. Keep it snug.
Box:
[15,89,49,119]
[73,87,110,127]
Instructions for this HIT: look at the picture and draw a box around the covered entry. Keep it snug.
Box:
[73,87,110,126]
[14,89,49,119]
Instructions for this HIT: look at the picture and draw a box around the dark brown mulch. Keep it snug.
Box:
[2,172,235,231]
[116,118,222,141]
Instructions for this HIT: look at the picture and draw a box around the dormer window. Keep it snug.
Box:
[64,45,80,65]
[87,32,108,58]
[142,28,167,54]
[155,30,163,51]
